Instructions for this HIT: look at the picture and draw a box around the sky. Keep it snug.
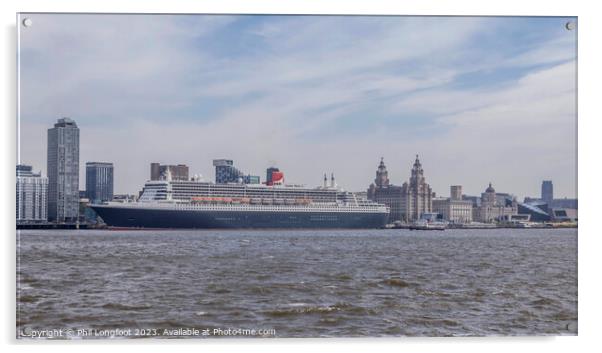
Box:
[18,14,577,199]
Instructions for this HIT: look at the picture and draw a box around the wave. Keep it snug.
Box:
[264,302,367,317]
[405,316,461,327]
[531,297,558,306]
[18,295,39,303]
[381,278,417,288]
[101,303,152,311]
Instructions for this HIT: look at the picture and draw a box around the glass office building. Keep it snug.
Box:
[86,162,114,203]
[213,159,260,184]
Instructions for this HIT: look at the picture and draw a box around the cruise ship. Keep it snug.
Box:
[90,172,389,229]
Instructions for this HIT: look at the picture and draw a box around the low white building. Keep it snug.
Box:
[16,165,48,222]
[432,185,473,223]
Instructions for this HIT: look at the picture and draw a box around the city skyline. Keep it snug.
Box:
[18,141,574,202]
[18,15,577,198]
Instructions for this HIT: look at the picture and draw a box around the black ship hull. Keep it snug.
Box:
[91,205,389,229]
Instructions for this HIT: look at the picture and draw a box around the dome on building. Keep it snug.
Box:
[485,182,495,193]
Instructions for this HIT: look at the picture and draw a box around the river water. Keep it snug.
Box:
[16,228,577,338]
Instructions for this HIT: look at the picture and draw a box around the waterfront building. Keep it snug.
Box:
[150,163,189,181]
[524,196,539,204]
[432,197,448,219]
[47,117,79,223]
[517,201,551,222]
[85,162,114,203]
[16,165,48,222]
[519,199,578,223]
[474,183,518,223]
[542,180,553,206]
[399,155,433,222]
[243,175,261,184]
[450,185,462,201]
[550,208,578,222]
[551,198,578,209]
[367,157,403,222]
[213,159,241,183]
[432,185,473,223]
[213,159,260,184]
[524,196,578,210]
[462,195,481,208]
[495,192,515,206]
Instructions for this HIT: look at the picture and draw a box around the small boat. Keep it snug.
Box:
[386,220,410,229]
[409,213,447,231]
[409,220,446,231]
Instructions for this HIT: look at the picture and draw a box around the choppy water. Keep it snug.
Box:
[17,228,577,338]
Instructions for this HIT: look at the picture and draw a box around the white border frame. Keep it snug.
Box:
[3,1,600,352]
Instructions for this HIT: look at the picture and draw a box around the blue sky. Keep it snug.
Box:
[18,14,577,198]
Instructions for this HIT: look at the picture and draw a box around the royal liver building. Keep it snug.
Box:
[400,155,433,222]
